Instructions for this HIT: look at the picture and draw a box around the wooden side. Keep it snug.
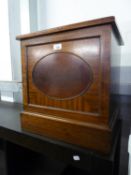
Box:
[100,28,111,124]
[21,43,28,107]
[109,31,121,125]
[21,112,112,154]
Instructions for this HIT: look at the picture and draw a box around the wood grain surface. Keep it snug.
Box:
[17,17,123,154]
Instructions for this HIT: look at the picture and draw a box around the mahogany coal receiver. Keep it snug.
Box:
[17,16,123,154]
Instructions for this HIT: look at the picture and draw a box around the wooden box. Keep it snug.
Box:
[17,16,123,154]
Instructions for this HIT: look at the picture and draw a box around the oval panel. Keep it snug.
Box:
[32,52,93,100]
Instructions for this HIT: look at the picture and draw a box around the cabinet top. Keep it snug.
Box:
[16,16,123,45]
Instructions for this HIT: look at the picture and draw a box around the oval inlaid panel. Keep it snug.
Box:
[32,52,92,100]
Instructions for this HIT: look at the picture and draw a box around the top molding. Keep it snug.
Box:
[16,16,124,45]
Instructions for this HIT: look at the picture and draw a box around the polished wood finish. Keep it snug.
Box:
[21,112,111,153]
[32,52,92,100]
[17,16,123,154]
[16,16,123,45]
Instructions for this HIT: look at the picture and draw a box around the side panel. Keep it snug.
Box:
[110,31,121,124]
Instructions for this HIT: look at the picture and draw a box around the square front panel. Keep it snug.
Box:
[27,37,101,117]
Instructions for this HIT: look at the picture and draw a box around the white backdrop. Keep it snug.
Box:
[0,0,12,80]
